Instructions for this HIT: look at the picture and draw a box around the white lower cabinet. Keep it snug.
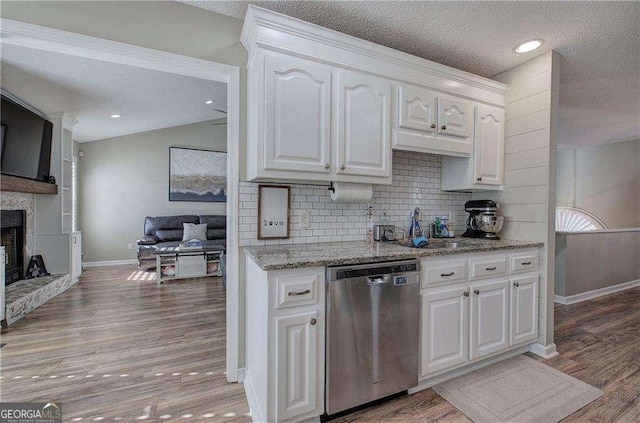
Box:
[510,275,539,346]
[420,287,469,377]
[244,259,324,423]
[469,279,509,360]
[420,250,539,381]
[275,310,320,421]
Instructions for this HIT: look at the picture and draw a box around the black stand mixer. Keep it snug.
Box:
[461,200,504,240]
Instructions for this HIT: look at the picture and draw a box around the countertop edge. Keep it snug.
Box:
[245,242,544,271]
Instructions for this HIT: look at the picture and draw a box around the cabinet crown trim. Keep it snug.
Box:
[241,6,508,101]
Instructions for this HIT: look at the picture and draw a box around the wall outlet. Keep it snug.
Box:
[127,243,133,250]
[300,209,311,228]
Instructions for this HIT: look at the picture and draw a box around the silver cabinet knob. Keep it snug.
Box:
[463,291,470,297]
[474,289,480,295]
[430,123,436,129]
[324,163,330,169]
[310,318,317,326]
[477,177,483,182]
[441,125,447,130]
[340,164,346,171]
[513,282,520,288]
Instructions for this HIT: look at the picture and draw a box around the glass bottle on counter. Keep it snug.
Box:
[366,205,374,245]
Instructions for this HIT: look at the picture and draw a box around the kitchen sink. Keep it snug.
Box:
[394,240,469,249]
[423,242,465,249]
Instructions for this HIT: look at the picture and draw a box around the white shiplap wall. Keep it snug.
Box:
[475,52,559,350]
[238,150,470,247]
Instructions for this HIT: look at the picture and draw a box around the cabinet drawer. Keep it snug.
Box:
[275,273,319,309]
[469,256,508,280]
[422,260,468,287]
[510,252,538,274]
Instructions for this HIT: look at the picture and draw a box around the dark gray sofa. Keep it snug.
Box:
[137,215,226,270]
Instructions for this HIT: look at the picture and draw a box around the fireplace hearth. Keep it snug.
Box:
[1,210,26,286]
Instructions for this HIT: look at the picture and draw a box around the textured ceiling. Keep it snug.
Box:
[183,0,639,148]
[0,44,227,142]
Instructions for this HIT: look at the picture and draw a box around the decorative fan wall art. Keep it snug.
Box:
[555,207,607,232]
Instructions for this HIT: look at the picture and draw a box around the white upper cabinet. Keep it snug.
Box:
[397,85,437,133]
[263,54,332,175]
[393,85,473,157]
[241,5,508,186]
[474,104,505,186]
[441,104,505,191]
[335,70,392,179]
[437,96,474,141]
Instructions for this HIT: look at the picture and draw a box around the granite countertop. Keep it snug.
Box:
[245,238,544,271]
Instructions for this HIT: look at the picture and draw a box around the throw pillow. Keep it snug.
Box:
[183,223,207,241]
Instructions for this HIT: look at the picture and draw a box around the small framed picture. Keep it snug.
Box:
[258,185,290,240]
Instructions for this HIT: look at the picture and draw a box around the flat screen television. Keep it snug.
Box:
[1,94,53,181]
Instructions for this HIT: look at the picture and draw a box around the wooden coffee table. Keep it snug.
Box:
[153,246,223,283]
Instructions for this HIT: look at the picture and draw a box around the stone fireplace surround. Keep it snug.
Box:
[0,191,76,326]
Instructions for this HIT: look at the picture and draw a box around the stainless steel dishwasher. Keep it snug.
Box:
[325,260,420,416]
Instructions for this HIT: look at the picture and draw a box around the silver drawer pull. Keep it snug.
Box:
[288,289,310,296]
[521,261,532,266]
[441,272,455,277]
[485,266,497,271]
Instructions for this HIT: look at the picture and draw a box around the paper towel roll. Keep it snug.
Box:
[329,182,373,203]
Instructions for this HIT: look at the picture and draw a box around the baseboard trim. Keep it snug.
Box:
[82,259,138,268]
[243,369,266,423]
[237,367,246,383]
[555,279,640,305]
[529,342,559,359]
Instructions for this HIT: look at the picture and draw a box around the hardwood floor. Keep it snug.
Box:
[2,266,639,422]
[0,265,250,422]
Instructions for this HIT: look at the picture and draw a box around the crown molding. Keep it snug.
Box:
[241,5,508,106]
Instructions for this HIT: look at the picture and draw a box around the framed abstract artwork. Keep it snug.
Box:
[257,185,290,240]
[169,147,227,202]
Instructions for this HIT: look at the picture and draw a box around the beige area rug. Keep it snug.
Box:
[433,355,603,423]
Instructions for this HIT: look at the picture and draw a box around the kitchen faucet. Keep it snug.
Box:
[408,207,422,238]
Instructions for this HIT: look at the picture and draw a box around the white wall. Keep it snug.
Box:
[475,51,560,350]
[79,120,226,263]
[557,139,640,228]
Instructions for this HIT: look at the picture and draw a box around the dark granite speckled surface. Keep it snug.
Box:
[245,238,544,271]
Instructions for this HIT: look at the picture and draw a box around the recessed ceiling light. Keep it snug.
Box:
[515,39,543,54]
[110,114,122,119]
[205,100,214,105]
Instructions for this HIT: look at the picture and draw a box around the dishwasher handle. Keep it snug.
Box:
[367,275,390,285]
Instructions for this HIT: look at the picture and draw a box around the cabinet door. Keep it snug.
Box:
[275,310,320,421]
[397,85,437,133]
[510,275,538,346]
[264,54,332,174]
[70,232,82,281]
[437,96,473,140]
[474,104,505,186]
[335,70,391,178]
[421,287,469,378]
[469,279,509,360]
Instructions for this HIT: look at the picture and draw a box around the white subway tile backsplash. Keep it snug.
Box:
[238,150,471,246]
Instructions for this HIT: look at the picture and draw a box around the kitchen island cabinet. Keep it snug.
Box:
[244,240,542,422]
